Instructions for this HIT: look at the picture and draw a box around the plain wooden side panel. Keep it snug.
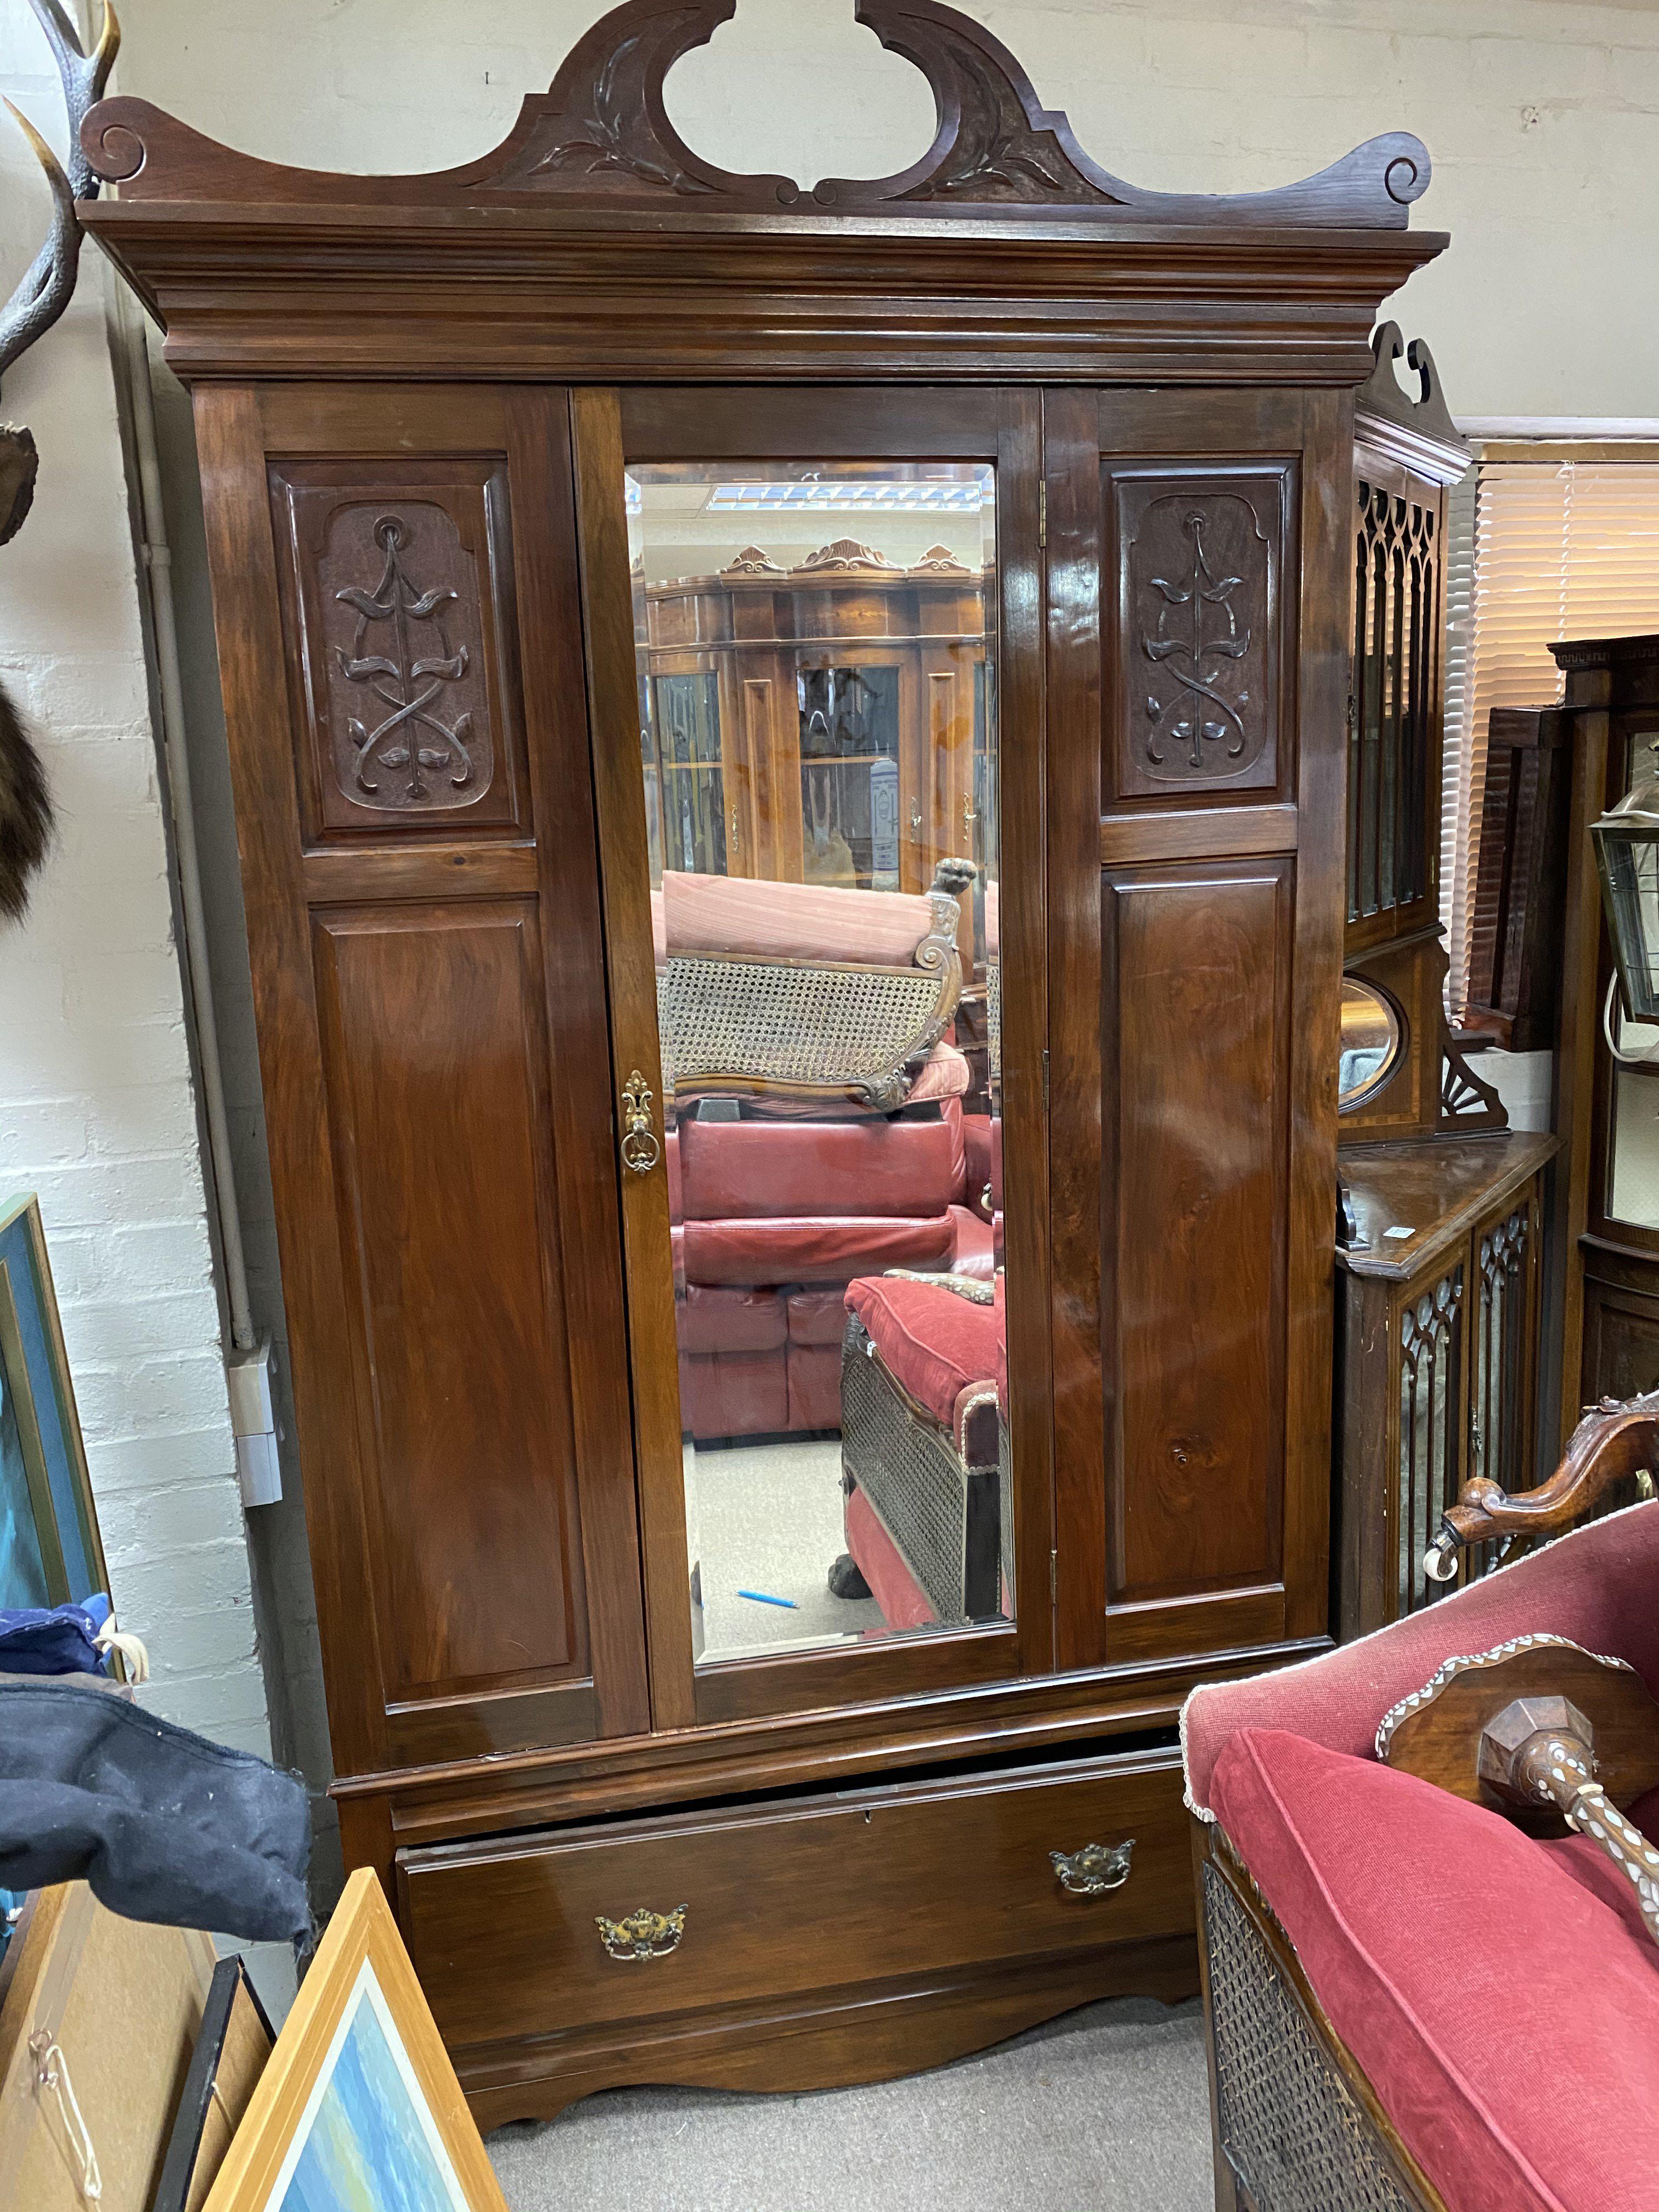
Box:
[1104,860,1291,1606]
[312,901,590,1699]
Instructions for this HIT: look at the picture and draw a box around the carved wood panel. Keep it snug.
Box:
[270,458,527,838]
[1111,468,1290,802]
[1103,859,1291,1609]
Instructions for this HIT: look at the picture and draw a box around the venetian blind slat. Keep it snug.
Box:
[1444,460,1659,1020]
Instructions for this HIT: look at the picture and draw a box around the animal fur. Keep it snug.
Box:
[0,674,53,922]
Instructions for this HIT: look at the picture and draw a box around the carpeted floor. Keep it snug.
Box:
[692,1432,887,1659]
[487,1995,1212,2211]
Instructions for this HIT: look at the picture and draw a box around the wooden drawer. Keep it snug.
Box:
[397,1746,1190,2050]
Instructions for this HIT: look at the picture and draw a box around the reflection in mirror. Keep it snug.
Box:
[1338,975,1404,1111]
[1606,730,1659,1229]
[628,461,1012,1669]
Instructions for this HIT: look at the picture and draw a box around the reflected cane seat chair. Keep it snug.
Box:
[832,1271,1009,1631]
[652,860,994,1439]
[1183,1394,1659,2212]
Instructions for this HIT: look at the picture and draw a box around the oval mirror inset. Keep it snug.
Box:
[1339,976,1405,1111]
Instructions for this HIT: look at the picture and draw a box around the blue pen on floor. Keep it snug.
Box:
[737,1590,798,1609]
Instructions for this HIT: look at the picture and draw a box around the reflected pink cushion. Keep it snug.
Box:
[949,1205,995,1278]
[846,1273,1004,1431]
[662,870,935,967]
[1210,1726,1659,2212]
[905,1042,971,1104]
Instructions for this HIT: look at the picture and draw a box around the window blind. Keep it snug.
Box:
[1442,458,1659,1021]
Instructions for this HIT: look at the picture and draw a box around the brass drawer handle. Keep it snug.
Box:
[1050,1839,1135,1895]
[619,1069,662,1175]
[595,1904,686,1961]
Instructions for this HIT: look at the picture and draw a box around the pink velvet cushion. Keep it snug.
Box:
[845,1273,1003,1430]
[1210,1726,1659,2212]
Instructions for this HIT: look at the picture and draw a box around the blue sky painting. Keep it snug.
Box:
[274,1970,466,2212]
[0,1364,49,1611]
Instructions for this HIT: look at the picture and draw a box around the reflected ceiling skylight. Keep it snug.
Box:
[704,480,987,514]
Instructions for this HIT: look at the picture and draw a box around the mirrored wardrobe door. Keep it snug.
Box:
[573,389,1049,1729]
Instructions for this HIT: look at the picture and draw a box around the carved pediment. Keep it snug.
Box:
[83,0,1435,233]
[721,545,785,575]
[910,544,973,574]
[793,539,904,575]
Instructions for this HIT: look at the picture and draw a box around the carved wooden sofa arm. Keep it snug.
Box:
[1424,1387,1659,1584]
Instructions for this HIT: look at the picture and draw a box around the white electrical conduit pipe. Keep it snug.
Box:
[114,284,256,1356]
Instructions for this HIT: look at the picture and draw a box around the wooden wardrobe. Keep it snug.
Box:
[82,0,1447,2123]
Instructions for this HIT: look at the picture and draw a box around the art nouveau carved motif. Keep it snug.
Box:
[793,538,903,575]
[331,515,477,808]
[1116,478,1281,797]
[316,504,489,816]
[272,463,523,835]
[82,0,1432,232]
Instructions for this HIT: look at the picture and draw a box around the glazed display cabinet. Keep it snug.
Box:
[82,0,1449,2122]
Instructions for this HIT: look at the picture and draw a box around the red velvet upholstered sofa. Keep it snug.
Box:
[1183,1494,1659,2212]
[654,866,996,1441]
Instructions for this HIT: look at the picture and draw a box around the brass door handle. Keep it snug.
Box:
[595,1904,686,1961]
[1050,1839,1135,1895]
[619,1069,661,1175]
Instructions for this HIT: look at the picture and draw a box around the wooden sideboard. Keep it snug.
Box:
[1334,1132,1558,1638]
[82,0,1448,2123]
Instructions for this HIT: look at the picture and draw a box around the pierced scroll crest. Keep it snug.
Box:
[83,0,1434,232]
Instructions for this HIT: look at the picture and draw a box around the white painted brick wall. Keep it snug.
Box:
[0,0,269,1759]
[113,0,1659,418]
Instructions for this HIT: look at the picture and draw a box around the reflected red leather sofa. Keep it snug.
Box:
[654,867,995,1442]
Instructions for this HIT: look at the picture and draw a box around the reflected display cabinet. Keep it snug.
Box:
[82,0,1451,2123]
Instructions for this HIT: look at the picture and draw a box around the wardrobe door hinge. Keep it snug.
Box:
[1050,1548,1058,1605]
[1039,481,1048,549]
[1042,1048,1049,1107]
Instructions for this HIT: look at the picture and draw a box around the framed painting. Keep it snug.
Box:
[0,1194,109,1611]
[200,1870,509,2212]
[154,1955,277,2212]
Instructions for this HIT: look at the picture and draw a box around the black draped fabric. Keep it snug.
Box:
[0,1683,311,1945]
